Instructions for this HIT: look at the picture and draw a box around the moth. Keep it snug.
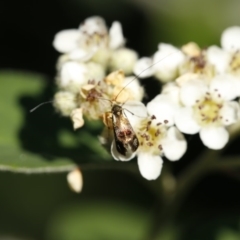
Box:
[109,103,139,157]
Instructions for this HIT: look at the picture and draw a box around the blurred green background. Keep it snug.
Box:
[1,0,240,239]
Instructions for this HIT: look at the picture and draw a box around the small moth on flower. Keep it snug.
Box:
[100,71,145,160]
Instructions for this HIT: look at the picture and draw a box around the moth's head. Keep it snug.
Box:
[111,104,123,115]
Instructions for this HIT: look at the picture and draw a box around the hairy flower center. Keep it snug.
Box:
[193,95,222,126]
[78,33,109,49]
[137,116,167,155]
[79,81,111,119]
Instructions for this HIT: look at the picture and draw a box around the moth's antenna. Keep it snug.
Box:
[122,108,145,118]
[30,101,53,113]
[114,52,174,102]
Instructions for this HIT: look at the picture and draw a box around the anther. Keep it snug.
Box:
[155,129,160,137]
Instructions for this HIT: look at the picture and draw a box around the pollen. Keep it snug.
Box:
[193,94,223,127]
[137,116,167,155]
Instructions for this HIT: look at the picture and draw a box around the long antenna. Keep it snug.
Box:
[30,101,53,113]
[114,52,174,102]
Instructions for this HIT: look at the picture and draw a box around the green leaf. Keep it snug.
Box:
[46,200,151,240]
[0,70,110,173]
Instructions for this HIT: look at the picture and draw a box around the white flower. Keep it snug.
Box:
[147,82,181,127]
[207,27,240,80]
[110,101,187,180]
[53,16,126,66]
[108,48,138,75]
[57,61,105,92]
[104,70,144,103]
[206,46,231,74]
[133,57,155,78]
[174,78,240,149]
[134,44,185,82]
[136,117,186,180]
[53,91,78,116]
[153,43,185,82]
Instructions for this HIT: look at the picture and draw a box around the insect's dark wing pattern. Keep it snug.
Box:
[115,137,127,156]
[111,104,140,158]
[129,136,139,152]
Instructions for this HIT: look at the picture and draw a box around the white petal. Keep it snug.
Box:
[162,127,187,161]
[200,126,229,149]
[180,79,208,107]
[53,29,80,53]
[123,101,148,127]
[210,74,239,101]
[221,26,240,51]
[122,76,144,101]
[53,91,78,116]
[133,57,154,78]
[68,48,95,61]
[109,48,138,75]
[174,107,201,134]
[206,45,231,73]
[59,61,88,88]
[153,43,185,82]
[147,95,177,126]
[79,16,107,35]
[109,21,125,49]
[85,62,105,81]
[219,101,240,126]
[111,141,136,161]
[161,83,181,105]
[137,153,163,180]
[71,108,84,130]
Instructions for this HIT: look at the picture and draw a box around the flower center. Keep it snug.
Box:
[79,80,111,119]
[78,33,109,50]
[137,115,167,155]
[193,94,222,126]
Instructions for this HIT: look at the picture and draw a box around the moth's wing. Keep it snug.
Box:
[113,128,127,156]
[111,139,137,161]
[128,135,139,152]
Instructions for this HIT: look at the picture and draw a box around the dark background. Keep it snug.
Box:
[1,0,240,239]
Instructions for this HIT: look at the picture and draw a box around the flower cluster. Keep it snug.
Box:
[53,16,240,181]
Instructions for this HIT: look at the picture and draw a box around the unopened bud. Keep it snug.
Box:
[67,168,83,193]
